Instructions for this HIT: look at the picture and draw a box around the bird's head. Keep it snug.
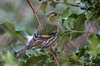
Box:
[44,11,60,24]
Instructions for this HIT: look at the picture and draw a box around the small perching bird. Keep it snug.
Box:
[17,11,65,56]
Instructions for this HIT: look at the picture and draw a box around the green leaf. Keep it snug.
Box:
[69,13,78,18]
[87,34,100,59]
[14,31,27,43]
[50,1,57,8]
[40,1,48,13]
[74,14,86,31]
[2,51,22,66]
[57,31,72,52]
[63,17,74,29]
[0,22,27,43]
[66,0,80,5]
[61,7,71,18]
[0,25,5,35]
[69,6,85,15]
[70,14,86,39]
[25,55,49,66]
[86,11,95,20]
[0,22,15,33]
[55,4,67,13]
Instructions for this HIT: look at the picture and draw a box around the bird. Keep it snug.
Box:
[17,11,65,56]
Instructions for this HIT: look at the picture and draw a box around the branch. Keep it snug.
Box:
[36,0,45,13]
[27,0,41,24]
[50,47,60,66]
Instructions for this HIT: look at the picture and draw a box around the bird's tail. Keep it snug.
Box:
[16,45,33,56]
[17,36,35,56]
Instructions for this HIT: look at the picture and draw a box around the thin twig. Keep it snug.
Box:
[36,0,45,13]
[50,47,60,66]
[27,0,41,24]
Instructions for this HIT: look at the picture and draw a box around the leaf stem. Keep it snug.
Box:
[68,30,85,33]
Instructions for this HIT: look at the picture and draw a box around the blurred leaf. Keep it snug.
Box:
[41,1,48,13]
[0,22,27,43]
[74,14,86,31]
[88,34,100,59]
[63,17,74,29]
[66,0,80,5]
[50,1,57,8]
[71,14,86,39]
[14,31,27,43]
[57,31,73,52]
[0,22,15,33]
[63,61,72,66]
[25,55,49,66]
[86,11,95,20]
[61,7,71,18]
[9,44,26,52]
[91,0,95,3]
[92,53,100,64]
[69,6,85,15]
[15,25,25,31]
[55,4,66,13]
[2,51,22,66]
[0,25,5,35]
[58,53,78,66]
[75,47,87,57]
[69,13,78,18]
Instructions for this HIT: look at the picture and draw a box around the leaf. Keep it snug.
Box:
[0,25,5,35]
[87,34,100,59]
[14,31,27,43]
[50,1,57,8]
[57,31,72,52]
[69,13,78,18]
[0,22,27,43]
[2,51,23,66]
[0,22,15,33]
[40,1,48,13]
[54,4,67,13]
[15,25,25,31]
[69,6,85,15]
[25,55,49,66]
[66,0,80,5]
[74,14,86,31]
[63,17,74,29]
[61,7,71,18]
[86,11,95,20]
[70,14,86,39]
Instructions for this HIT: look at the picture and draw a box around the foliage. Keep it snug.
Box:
[0,0,100,66]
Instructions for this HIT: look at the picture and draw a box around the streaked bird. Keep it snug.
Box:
[17,11,65,56]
